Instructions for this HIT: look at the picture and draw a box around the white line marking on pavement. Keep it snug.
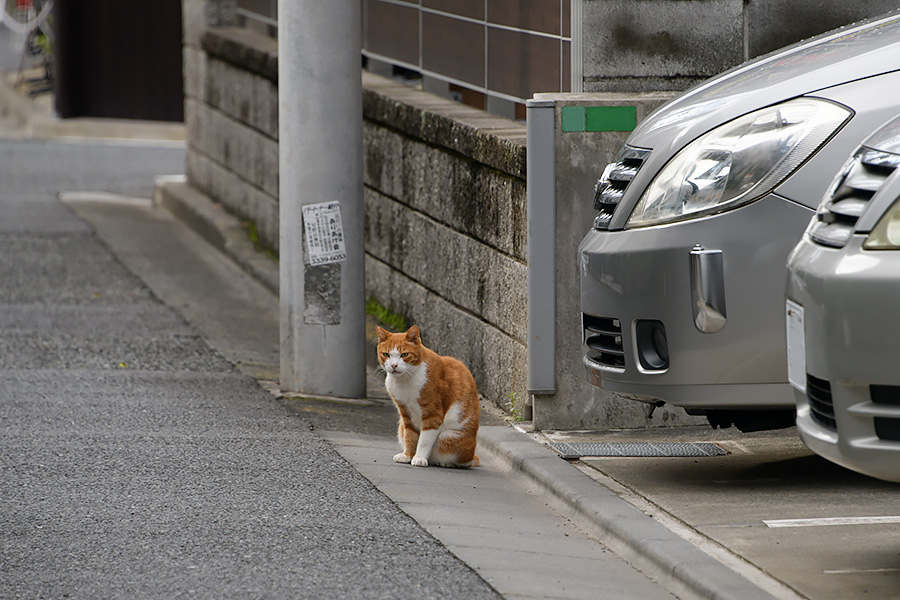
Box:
[56,136,186,149]
[58,191,153,208]
[764,516,900,528]
[824,568,900,574]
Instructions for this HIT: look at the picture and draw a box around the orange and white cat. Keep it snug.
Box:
[376,325,480,468]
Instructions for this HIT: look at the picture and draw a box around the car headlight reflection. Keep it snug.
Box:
[626,98,852,228]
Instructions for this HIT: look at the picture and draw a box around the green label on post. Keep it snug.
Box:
[561,106,637,132]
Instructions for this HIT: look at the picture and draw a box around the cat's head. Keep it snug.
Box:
[376,325,424,375]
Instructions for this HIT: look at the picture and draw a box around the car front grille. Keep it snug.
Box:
[583,314,626,369]
[807,374,836,431]
[809,147,900,248]
[592,146,651,230]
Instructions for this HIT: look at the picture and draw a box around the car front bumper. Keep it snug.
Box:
[580,193,812,409]
[787,234,900,482]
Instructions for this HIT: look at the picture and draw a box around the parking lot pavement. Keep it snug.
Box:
[541,426,900,600]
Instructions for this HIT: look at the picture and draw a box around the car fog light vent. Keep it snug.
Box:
[583,314,625,369]
[807,374,836,431]
[635,319,668,371]
[550,441,728,459]
[874,418,900,442]
[870,385,900,406]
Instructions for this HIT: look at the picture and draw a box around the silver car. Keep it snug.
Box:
[580,11,900,431]
[786,114,900,482]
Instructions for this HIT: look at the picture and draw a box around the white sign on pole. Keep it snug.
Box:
[302,201,347,265]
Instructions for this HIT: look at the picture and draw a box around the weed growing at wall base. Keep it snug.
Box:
[365,296,407,332]
[242,219,278,261]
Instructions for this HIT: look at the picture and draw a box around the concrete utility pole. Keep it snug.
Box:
[278,0,366,398]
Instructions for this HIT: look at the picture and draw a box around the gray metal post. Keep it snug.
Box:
[278,0,366,398]
[526,98,557,397]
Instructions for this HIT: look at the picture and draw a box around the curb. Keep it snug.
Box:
[478,425,781,600]
[154,177,279,295]
[153,177,388,377]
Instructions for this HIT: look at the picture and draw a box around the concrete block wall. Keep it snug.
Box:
[180,19,534,413]
[361,72,529,411]
[582,0,900,92]
[183,25,280,252]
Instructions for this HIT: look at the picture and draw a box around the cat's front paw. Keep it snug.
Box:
[411,456,429,467]
[393,453,412,464]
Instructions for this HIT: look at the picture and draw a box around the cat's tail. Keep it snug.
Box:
[472,454,480,467]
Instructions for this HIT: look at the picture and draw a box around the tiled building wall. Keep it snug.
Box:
[363,1,900,98]
[362,0,572,103]
[581,0,900,93]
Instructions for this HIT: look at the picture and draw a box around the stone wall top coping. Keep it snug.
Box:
[202,27,278,82]
[362,71,527,179]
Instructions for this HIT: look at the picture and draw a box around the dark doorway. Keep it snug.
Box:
[54,0,184,122]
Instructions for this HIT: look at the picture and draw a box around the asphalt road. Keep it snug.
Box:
[0,138,503,598]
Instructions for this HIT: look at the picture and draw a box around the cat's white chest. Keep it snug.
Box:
[385,362,427,428]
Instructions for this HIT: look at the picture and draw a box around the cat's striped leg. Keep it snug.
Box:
[394,419,417,464]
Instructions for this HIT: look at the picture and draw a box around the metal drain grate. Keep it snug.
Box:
[550,441,728,459]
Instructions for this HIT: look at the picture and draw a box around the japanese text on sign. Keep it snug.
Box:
[302,201,347,266]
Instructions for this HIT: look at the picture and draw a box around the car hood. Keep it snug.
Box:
[630,10,900,156]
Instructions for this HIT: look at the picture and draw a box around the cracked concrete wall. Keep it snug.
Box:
[582,0,900,92]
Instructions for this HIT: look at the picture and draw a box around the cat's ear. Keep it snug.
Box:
[376,326,390,342]
[405,325,421,345]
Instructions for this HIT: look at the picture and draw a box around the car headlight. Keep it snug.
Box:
[626,98,852,228]
[863,197,900,250]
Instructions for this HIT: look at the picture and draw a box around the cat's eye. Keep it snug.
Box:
[401,352,409,358]
[382,352,389,358]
